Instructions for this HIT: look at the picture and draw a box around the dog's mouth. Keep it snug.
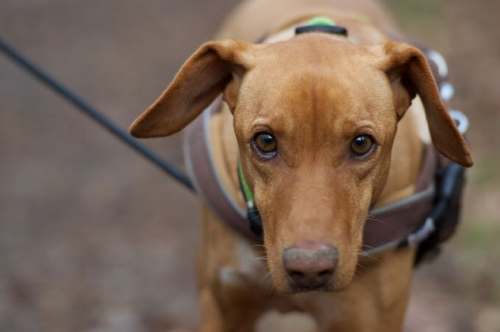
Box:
[288,282,336,293]
[276,267,352,294]
[284,271,346,294]
[273,269,348,294]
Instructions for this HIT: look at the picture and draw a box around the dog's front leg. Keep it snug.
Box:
[200,282,265,332]
[199,286,225,332]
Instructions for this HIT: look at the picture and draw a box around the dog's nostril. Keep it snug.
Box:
[318,269,333,278]
[289,270,305,279]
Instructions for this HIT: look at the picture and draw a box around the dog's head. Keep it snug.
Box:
[130,35,472,293]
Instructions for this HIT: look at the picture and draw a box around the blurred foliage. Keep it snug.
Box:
[382,0,445,43]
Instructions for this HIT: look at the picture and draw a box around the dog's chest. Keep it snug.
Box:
[218,238,269,288]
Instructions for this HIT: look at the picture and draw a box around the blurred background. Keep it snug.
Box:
[0,0,499,331]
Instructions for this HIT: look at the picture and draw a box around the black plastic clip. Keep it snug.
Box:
[415,161,466,263]
[295,25,348,37]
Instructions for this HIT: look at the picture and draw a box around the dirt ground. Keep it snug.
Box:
[0,0,499,331]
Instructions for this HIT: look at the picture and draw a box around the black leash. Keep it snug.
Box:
[0,38,194,192]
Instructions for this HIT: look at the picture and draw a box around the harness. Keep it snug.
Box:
[184,99,468,261]
[184,17,470,262]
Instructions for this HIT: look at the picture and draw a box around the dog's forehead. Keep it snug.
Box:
[238,35,392,124]
[244,35,389,102]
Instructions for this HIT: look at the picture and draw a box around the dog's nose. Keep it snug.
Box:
[283,244,338,289]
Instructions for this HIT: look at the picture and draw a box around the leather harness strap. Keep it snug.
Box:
[183,97,260,242]
[184,96,439,255]
[363,146,436,253]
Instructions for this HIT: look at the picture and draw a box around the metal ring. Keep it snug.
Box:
[440,82,455,101]
[449,110,470,135]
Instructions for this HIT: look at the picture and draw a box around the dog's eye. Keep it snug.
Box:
[253,132,277,157]
[351,135,374,156]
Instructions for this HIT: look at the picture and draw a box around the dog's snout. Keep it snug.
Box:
[283,244,338,290]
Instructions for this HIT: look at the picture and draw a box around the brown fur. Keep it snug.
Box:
[130,0,473,331]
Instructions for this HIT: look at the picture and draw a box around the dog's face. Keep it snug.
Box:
[130,35,472,293]
[233,37,398,292]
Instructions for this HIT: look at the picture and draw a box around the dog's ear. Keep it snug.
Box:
[130,39,254,138]
[370,42,473,167]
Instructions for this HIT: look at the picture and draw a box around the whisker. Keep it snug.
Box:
[356,262,366,271]
[358,250,381,263]
[366,214,388,225]
[253,256,268,262]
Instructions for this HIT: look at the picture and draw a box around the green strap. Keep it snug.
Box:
[238,163,255,204]
[308,16,336,27]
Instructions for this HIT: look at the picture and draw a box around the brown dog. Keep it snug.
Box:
[130,0,473,331]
